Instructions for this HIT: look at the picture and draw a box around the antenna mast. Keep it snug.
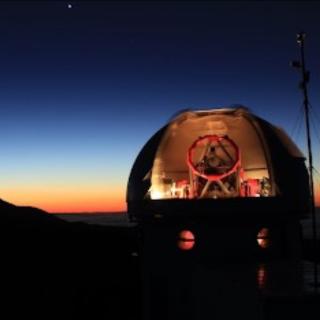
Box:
[292,32,317,287]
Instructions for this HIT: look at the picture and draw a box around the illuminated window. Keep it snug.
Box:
[177,230,195,251]
[257,228,271,249]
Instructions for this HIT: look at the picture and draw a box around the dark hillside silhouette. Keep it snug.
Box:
[0,198,141,320]
[0,198,68,228]
[2,197,320,320]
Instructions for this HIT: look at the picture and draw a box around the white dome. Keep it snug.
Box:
[127,107,309,221]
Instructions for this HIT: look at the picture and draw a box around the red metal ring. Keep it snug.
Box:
[187,135,240,181]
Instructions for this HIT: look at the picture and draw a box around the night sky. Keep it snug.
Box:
[1,2,320,212]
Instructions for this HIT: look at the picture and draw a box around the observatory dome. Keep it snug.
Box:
[127,107,310,222]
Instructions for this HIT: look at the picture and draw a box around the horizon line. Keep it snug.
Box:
[52,211,127,215]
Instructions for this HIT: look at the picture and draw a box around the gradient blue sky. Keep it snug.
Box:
[1,2,320,212]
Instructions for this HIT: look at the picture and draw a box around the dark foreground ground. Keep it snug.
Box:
[2,199,320,320]
[3,227,141,320]
[1,200,141,320]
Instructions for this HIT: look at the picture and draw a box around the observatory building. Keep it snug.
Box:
[127,107,310,222]
[128,107,311,319]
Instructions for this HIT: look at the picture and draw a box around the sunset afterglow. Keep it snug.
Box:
[0,184,126,212]
[1,2,320,213]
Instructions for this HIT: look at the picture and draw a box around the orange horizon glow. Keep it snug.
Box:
[0,184,126,213]
[1,181,320,214]
[314,183,320,207]
[2,189,320,213]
